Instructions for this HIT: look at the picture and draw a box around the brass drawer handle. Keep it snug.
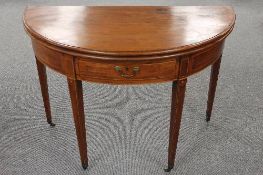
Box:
[114,66,140,78]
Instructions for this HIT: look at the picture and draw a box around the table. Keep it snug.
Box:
[23,6,235,172]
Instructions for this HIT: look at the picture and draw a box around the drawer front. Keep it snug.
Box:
[32,40,75,78]
[179,40,224,78]
[190,41,224,74]
[76,59,178,84]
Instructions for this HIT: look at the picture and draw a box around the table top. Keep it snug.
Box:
[23,6,235,58]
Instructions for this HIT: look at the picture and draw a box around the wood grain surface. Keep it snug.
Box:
[24,6,235,57]
[23,6,235,171]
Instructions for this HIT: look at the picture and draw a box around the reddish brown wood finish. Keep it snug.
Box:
[23,6,235,171]
[206,56,222,122]
[35,58,55,126]
[165,79,187,172]
[67,78,88,169]
[23,6,235,57]
[76,58,178,84]
[178,40,225,79]
[32,40,75,78]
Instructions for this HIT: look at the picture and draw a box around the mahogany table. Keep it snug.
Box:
[23,6,235,172]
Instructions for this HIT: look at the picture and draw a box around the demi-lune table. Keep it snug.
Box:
[23,6,235,172]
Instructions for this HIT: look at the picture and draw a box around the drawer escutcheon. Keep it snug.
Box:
[114,66,140,78]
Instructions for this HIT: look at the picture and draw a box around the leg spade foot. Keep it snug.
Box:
[164,165,173,172]
[206,111,211,122]
[36,58,55,127]
[206,57,221,122]
[82,160,88,170]
[166,79,187,173]
[47,120,56,127]
[68,79,88,171]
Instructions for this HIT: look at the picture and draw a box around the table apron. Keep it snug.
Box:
[32,39,225,84]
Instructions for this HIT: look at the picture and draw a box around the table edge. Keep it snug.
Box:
[23,6,236,59]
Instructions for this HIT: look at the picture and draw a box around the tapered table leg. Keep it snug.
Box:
[67,78,88,169]
[165,79,187,172]
[206,56,222,122]
[35,57,55,126]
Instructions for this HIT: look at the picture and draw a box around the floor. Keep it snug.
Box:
[0,0,263,175]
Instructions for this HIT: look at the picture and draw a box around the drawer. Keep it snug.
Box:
[179,40,224,78]
[75,59,178,84]
[32,40,75,78]
[190,41,224,73]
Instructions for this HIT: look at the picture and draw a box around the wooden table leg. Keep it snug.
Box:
[67,78,88,169]
[206,56,222,122]
[165,79,187,172]
[35,57,55,126]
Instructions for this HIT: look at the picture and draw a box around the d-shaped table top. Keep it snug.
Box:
[23,6,235,58]
[23,6,235,171]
